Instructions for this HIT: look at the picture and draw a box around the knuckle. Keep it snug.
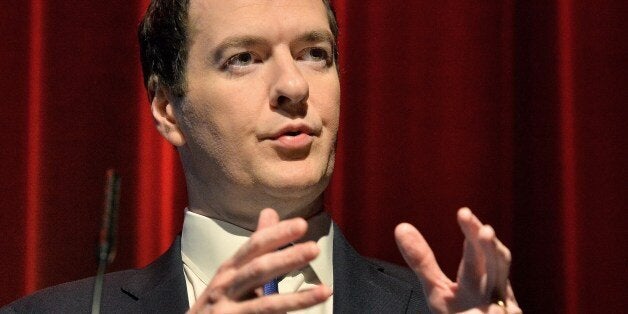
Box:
[208,269,235,290]
[249,232,261,243]
[205,287,224,303]
[248,234,264,251]
[484,225,496,239]
[503,248,512,264]
[292,242,317,260]
[245,260,267,281]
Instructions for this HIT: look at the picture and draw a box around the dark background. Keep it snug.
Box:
[1,1,626,312]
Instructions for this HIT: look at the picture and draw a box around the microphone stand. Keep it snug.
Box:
[91,170,121,314]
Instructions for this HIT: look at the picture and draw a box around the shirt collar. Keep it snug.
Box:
[181,209,333,287]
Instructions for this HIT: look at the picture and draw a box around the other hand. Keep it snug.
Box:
[187,208,332,313]
[395,207,522,314]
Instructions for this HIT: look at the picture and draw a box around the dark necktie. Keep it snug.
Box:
[263,278,279,295]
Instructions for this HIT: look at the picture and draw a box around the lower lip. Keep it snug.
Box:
[272,133,313,150]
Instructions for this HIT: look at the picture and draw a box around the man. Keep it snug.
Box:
[3,0,521,313]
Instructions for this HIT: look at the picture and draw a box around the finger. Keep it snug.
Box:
[257,208,280,230]
[456,208,488,290]
[227,217,308,268]
[479,224,514,306]
[235,285,332,314]
[493,237,512,299]
[457,207,485,256]
[227,241,320,299]
[479,225,497,300]
[457,239,482,290]
[394,222,451,292]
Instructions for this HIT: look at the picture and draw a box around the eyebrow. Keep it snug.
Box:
[211,30,335,64]
[212,36,269,64]
[295,30,335,46]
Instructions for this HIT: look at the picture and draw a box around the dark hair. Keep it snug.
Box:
[138,0,339,97]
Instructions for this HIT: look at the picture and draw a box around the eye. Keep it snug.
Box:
[222,52,258,71]
[300,47,332,66]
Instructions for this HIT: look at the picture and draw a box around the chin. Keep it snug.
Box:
[271,174,328,192]
[256,153,335,196]
[262,167,330,197]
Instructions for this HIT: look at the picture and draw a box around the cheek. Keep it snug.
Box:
[319,85,341,130]
[211,82,267,129]
[181,87,261,140]
[316,73,340,110]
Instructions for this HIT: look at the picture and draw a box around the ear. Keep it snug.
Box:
[149,77,186,146]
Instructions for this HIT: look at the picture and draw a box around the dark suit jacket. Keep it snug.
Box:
[2,225,430,313]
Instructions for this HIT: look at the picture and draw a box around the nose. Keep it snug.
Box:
[270,51,309,115]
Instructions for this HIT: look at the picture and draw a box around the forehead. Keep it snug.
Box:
[188,0,330,42]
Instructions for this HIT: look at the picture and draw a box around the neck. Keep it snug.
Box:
[185,178,326,231]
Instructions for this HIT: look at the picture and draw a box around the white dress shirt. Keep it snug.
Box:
[181,209,334,313]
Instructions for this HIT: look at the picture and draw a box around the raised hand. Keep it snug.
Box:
[395,207,522,314]
[187,208,332,313]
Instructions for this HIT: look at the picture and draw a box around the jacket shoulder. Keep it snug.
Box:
[332,223,431,313]
[2,237,187,313]
[1,269,137,313]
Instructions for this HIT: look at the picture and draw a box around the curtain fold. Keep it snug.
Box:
[0,1,625,312]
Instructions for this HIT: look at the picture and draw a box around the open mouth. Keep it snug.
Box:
[283,131,303,137]
[272,130,309,140]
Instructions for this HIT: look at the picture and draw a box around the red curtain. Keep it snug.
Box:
[1,1,625,312]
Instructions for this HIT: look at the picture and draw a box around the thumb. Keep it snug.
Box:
[395,223,451,291]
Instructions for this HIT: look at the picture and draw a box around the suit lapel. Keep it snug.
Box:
[111,226,428,313]
[119,237,189,313]
[332,224,429,313]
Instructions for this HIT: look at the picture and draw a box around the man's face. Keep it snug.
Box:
[171,0,340,212]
